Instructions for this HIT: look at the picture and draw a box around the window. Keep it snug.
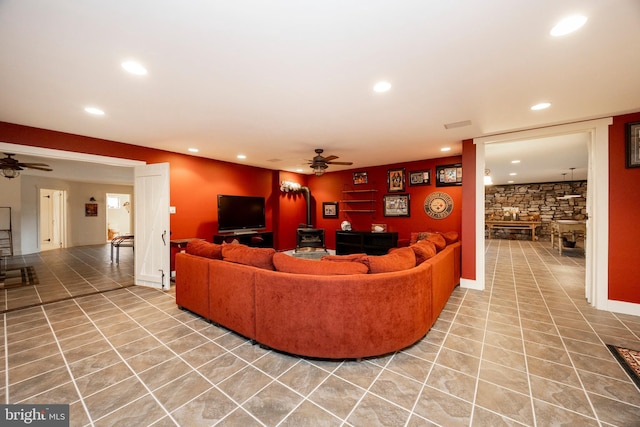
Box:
[107,196,120,209]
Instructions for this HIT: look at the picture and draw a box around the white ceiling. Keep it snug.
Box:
[1,1,639,183]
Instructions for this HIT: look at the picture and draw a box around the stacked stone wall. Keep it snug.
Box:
[485,181,587,241]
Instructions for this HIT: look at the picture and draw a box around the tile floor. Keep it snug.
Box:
[1,240,639,426]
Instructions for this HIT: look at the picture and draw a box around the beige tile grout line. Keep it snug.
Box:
[518,240,602,426]
[403,266,473,425]
[65,292,180,426]
[38,304,94,426]
[474,238,532,425]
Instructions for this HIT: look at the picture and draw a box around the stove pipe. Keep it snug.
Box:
[301,186,312,228]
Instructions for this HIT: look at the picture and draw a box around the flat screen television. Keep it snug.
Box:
[217,195,266,233]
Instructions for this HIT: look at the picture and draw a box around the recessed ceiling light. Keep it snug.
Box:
[84,107,105,116]
[440,147,451,152]
[373,81,391,93]
[237,154,247,160]
[188,148,199,153]
[509,172,517,176]
[551,15,587,37]
[508,180,514,184]
[531,102,551,111]
[295,168,303,173]
[121,60,148,76]
[511,160,521,164]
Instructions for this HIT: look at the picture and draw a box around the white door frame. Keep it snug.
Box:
[468,118,640,316]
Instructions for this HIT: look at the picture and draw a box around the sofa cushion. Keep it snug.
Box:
[185,240,223,259]
[221,244,275,270]
[362,247,416,274]
[320,253,367,262]
[273,252,369,275]
[410,232,447,251]
[410,239,438,265]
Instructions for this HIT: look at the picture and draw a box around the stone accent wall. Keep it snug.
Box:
[485,181,587,241]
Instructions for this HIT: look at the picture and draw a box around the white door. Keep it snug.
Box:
[39,189,65,251]
[134,163,170,289]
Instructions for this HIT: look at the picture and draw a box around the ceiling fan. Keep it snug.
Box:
[307,149,353,176]
[0,153,53,179]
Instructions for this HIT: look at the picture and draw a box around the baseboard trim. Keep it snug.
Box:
[605,299,640,317]
[460,278,483,291]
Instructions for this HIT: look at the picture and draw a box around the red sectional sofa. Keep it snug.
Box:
[175,238,461,359]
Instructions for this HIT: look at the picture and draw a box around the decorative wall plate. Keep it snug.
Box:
[424,192,453,219]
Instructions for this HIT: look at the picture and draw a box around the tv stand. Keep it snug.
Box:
[213,231,273,248]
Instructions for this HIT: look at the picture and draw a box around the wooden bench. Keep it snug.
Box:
[486,220,541,241]
[110,235,134,264]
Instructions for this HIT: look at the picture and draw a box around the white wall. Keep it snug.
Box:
[0,177,22,254]
[17,175,132,254]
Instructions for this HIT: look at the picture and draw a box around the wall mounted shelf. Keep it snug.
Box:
[340,188,378,214]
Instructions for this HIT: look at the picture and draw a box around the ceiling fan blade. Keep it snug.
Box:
[19,162,51,167]
[326,161,353,165]
[23,165,53,171]
[323,155,338,162]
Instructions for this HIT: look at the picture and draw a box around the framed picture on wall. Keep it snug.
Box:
[626,121,640,168]
[409,169,431,186]
[85,203,98,217]
[322,201,339,218]
[387,168,405,192]
[383,194,410,217]
[352,171,368,185]
[435,164,462,187]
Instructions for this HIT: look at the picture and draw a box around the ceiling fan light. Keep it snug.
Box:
[312,164,327,176]
[1,168,19,179]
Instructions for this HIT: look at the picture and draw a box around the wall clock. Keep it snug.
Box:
[424,192,453,219]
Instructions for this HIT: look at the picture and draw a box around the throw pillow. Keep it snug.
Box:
[273,252,369,275]
[221,244,276,270]
[440,231,459,245]
[425,233,447,251]
[410,239,437,265]
[362,247,416,274]
[186,240,223,259]
[410,232,447,252]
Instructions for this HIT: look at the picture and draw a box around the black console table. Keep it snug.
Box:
[335,231,398,255]
[213,231,273,248]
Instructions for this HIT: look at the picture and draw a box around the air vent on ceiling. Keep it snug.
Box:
[444,120,472,130]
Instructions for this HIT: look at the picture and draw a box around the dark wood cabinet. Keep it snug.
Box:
[335,231,398,255]
[213,231,273,248]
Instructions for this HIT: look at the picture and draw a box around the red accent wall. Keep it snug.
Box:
[0,122,276,242]
[275,171,309,250]
[309,157,463,250]
[608,112,640,304]
[461,139,476,281]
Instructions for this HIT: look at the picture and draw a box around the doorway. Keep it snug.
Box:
[472,117,612,311]
[106,193,132,240]
[39,188,66,251]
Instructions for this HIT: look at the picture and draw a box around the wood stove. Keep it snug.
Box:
[296,228,326,252]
